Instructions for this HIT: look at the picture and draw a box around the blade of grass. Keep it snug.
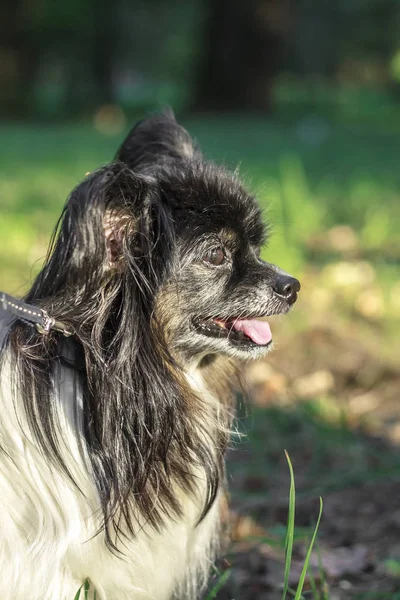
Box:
[205,569,231,600]
[282,450,296,600]
[73,585,82,600]
[294,498,323,600]
[84,579,90,600]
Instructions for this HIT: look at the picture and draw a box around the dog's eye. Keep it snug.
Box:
[203,246,226,266]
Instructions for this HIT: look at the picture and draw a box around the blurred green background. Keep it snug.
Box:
[1,0,400,298]
[1,1,400,597]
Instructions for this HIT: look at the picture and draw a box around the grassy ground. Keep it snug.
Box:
[1,116,400,598]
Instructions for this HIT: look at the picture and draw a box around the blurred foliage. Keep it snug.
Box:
[0,116,399,295]
[1,0,400,119]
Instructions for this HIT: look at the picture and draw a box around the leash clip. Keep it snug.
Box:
[36,310,73,337]
[36,311,54,335]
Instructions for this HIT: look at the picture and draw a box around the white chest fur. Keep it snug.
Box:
[0,359,222,600]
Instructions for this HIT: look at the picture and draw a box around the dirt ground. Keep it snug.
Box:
[208,259,400,599]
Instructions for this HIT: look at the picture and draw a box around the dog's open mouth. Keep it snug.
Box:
[194,317,272,347]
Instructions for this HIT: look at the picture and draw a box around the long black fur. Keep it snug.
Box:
[9,130,223,549]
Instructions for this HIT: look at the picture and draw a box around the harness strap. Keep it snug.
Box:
[0,292,72,337]
[0,292,84,432]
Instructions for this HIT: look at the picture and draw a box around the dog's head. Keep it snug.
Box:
[31,111,299,364]
[116,111,300,362]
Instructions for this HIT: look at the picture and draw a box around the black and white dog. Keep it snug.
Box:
[0,111,299,600]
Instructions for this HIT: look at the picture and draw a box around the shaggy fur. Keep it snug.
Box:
[0,110,299,600]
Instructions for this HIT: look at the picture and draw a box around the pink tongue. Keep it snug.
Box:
[232,319,272,345]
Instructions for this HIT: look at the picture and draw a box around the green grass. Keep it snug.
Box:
[74,580,93,600]
[282,450,296,599]
[204,568,232,600]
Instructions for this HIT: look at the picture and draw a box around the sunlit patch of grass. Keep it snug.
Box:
[384,558,400,577]
[257,155,400,276]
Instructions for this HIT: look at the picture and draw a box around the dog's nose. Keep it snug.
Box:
[272,274,301,304]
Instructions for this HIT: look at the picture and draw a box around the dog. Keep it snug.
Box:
[0,110,300,600]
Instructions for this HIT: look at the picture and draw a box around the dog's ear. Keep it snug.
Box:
[103,208,136,268]
[28,165,169,300]
[116,108,197,171]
